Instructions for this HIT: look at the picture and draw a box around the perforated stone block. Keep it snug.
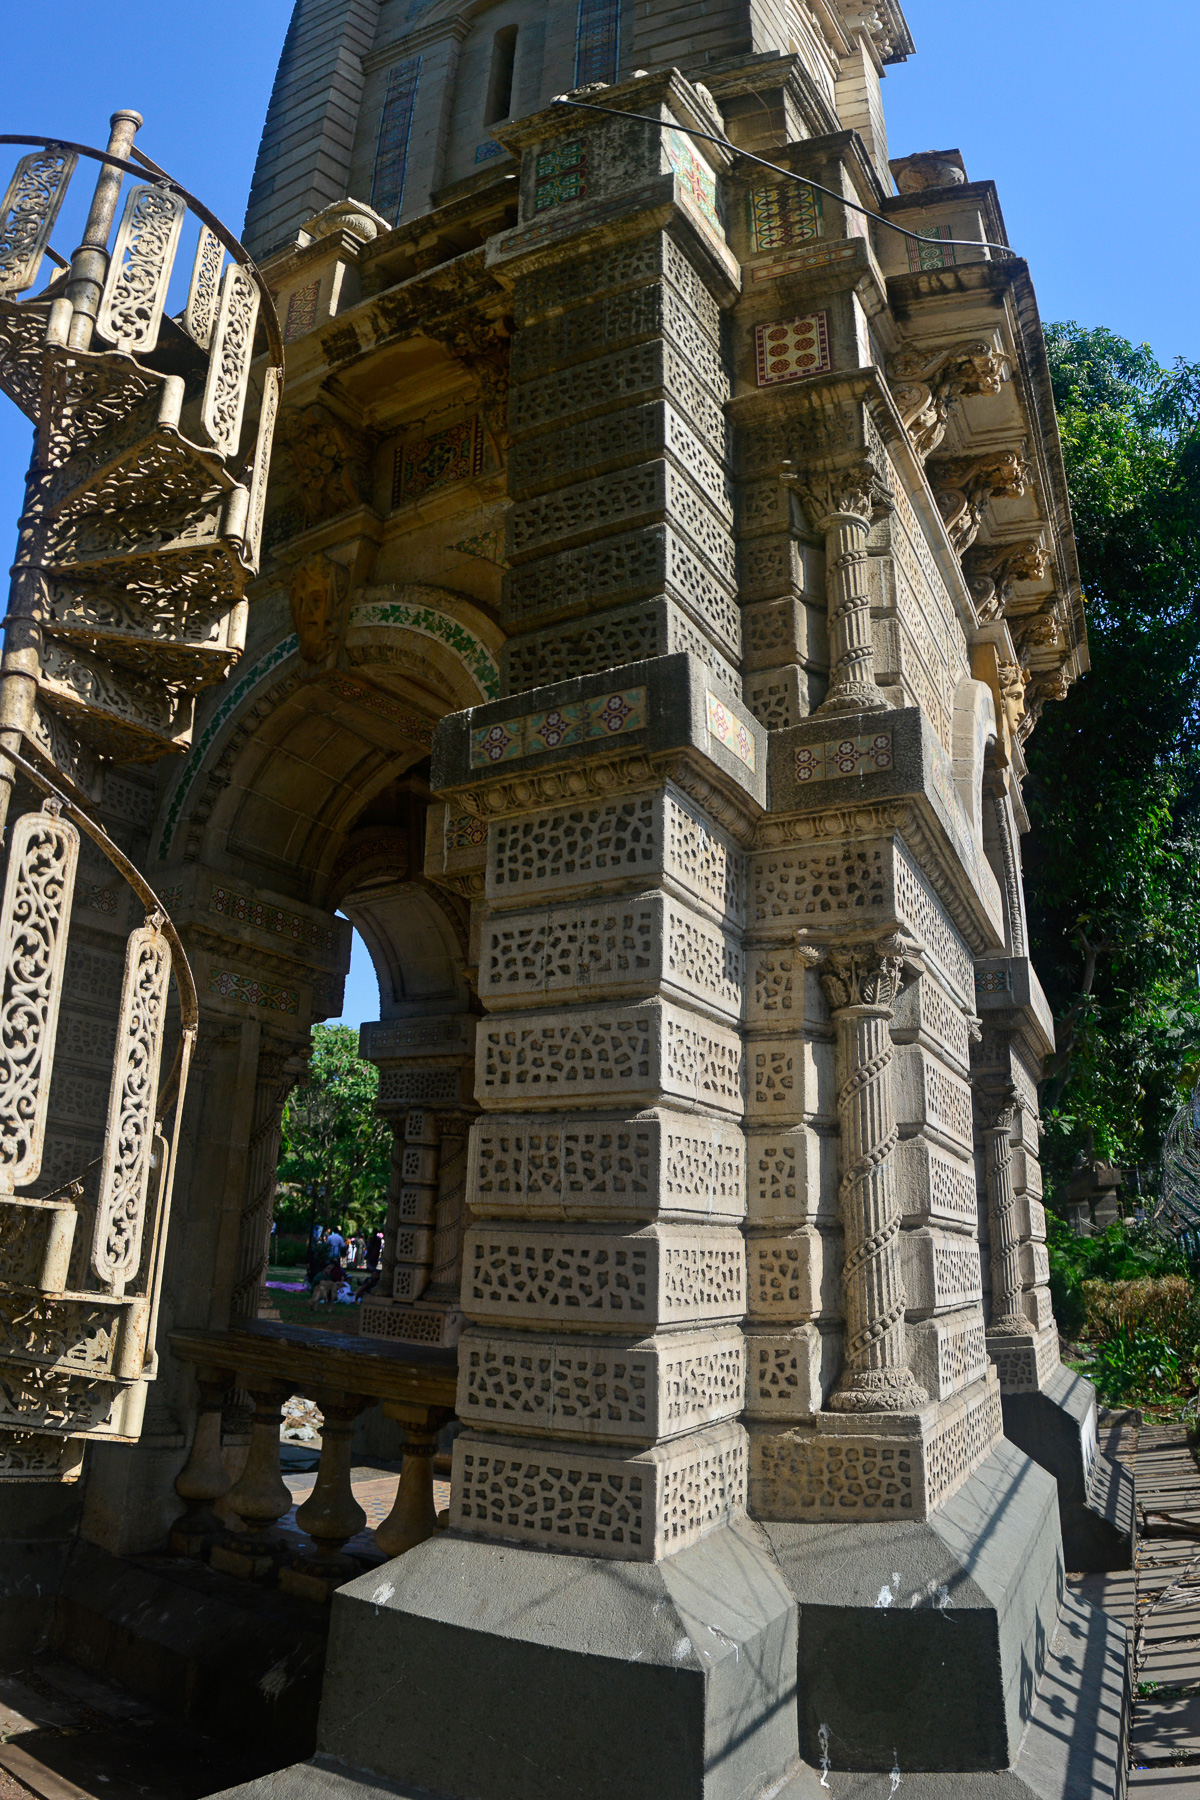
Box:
[745,1125,835,1224]
[893,1135,978,1231]
[475,997,743,1116]
[987,1325,1059,1395]
[1012,1148,1043,1197]
[899,1225,984,1316]
[907,1307,989,1402]
[467,1108,746,1222]
[456,1324,744,1445]
[396,1185,437,1225]
[743,1324,839,1418]
[509,334,727,458]
[746,1226,840,1322]
[399,1144,438,1184]
[1015,1195,1046,1241]
[485,784,745,923]
[1022,1286,1054,1331]
[745,945,819,1029]
[509,460,734,580]
[1019,1241,1050,1287]
[741,595,827,670]
[480,892,742,1019]
[506,398,729,508]
[744,664,823,732]
[745,1032,831,1123]
[393,1264,431,1302]
[359,1300,461,1348]
[501,596,740,699]
[894,1045,975,1152]
[891,970,972,1072]
[450,1420,747,1561]
[748,1373,1002,1523]
[464,1222,745,1330]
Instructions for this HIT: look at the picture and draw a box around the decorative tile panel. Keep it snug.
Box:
[470,685,646,766]
[574,0,620,84]
[371,57,422,223]
[749,185,822,252]
[794,733,893,784]
[209,885,338,953]
[906,226,956,273]
[664,129,721,239]
[534,141,588,210]
[754,313,831,386]
[207,968,299,1014]
[284,280,319,342]
[750,242,858,283]
[475,140,504,163]
[706,691,756,770]
[349,599,500,698]
[394,418,481,504]
[323,672,436,745]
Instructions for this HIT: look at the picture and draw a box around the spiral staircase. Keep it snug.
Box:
[0,118,282,1478]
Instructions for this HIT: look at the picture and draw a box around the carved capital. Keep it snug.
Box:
[781,457,893,533]
[926,449,1030,552]
[976,1082,1018,1135]
[887,340,1007,459]
[803,932,915,1012]
[288,554,348,663]
[961,536,1048,620]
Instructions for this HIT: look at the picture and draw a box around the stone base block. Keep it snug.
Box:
[749,1374,1003,1523]
[988,1325,1059,1395]
[759,1438,1129,1791]
[450,1421,746,1560]
[1000,1365,1135,1571]
[206,1519,805,1800]
[209,1536,287,1581]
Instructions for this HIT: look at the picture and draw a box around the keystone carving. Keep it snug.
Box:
[288,554,349,663]
[926,449,1030,552]
[281,405,374,528]
[961,537,1048,621]
[887,340,1006,459]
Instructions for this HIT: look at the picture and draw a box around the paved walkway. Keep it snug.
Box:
[1072,1417,1200,1793]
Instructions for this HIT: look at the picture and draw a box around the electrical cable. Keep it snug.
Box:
[551,94,1015,261]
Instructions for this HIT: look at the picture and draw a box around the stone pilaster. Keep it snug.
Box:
[785,466,892,716]
[977,1082,1026,1337]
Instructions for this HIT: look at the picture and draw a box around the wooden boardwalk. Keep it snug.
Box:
[1072,1418,1200,1794]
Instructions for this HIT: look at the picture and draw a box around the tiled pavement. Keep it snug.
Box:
[1070,1416,1200,1793]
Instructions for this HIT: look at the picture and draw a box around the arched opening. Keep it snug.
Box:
[484,24,519,125]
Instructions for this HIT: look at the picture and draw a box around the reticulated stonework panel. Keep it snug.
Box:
[476,999,743,1114]
[747,1227,837,1322]
[451,1422,746,1560]
[464,1224,745,1329]
[511,231,720,339]
[456,1326,744,1443]
[750,1428,917,1519]
[908,1310,989,1401]
[900,1227,984,1315]
[893,845,973,1002]
[749,843,889,933]
[744,1325,839,1418]
[467,1110,745,1221]
[481,894,742,1018]
[746,1128,834,1224]
[510,461,734,571]
[510,340,726,458]
[510,284,725,395]
[988,1326,1059,1394]
[502,598,740,697]
[894,1136,977,1229]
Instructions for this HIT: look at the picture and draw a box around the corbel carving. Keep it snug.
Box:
[288,554,349,663]
[281,405,374,527]
[421,308,511,452]
[961,537,1048,621]
[782,456,893,532]
[1015,668,1071,743]
[887,341,1006,460]
[926,449,1030,552]
[1012,608,1065,655]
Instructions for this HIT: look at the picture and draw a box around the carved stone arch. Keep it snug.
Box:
[347,584,502,710]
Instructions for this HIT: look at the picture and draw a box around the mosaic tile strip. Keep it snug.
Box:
[475,141,504,163]
[975,969,1011,995]
[349,600,500,699]
[284,280,319,343]
[665,130,721,238]
[755,313,831,386]
[794,733,893,783]
[323,671,436,746]
[371,57,422,224]
[534,141,588,212]
[751,242,858,283]
[208,968,299,1014]
[446,813,487,851]
[453,528,507,566]
[78,881,118,916]
[470,685,647,767]
[209,885,339,954]
[574,0,620,85]
[706,692,756,772]
[749,185,821,253]
[394,418,481,505]
[906,226,957,274]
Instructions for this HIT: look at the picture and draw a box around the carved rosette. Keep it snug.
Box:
[977,1083,1025,1335]
[90,918,172,1294]
[887,340,1006,460]
[783,459,893,715]
[806,934,929,1412]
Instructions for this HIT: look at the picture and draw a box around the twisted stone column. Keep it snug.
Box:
[814,935,928,1413]
[785,460,892,715]
[978,1084,1025,1335]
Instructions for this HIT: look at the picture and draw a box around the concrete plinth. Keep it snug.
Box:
[758,1440,1128,1797]
[1001,1367,1135,1571]
[208,1519,804,1800]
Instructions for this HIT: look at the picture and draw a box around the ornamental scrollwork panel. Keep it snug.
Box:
[96,183,187,354]
[0,806,80,1191]
[90,920,172,1293]
[201,264,261,457]
[0,148,77,296]
[185,226,224,350]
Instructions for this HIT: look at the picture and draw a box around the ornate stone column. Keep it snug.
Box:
[977,1082,1025,1336]
[425,1108,474,1305]
[170,1368,233,1557]
[785,461,892,715]
[816,935,927,1412]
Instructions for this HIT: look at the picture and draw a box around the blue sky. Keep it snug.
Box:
[0,1,1191,1028]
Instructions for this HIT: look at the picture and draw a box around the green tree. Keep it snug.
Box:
[275,1024,391,1236]
[1025,324,1200,1190]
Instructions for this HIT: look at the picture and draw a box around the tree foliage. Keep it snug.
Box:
[275,1024,391,1234]
[1025,324,1200,1187]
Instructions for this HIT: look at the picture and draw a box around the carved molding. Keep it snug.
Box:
[887,341,1006,460]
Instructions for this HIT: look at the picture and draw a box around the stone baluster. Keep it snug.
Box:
[210,1383,293,1579]
[170,1369,233,1556]
[814,934,927,1412]
[280,1393,370,1601]
[373,1403,454,1560]
[978,1083,1025,1335]
[785,462,891,715]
